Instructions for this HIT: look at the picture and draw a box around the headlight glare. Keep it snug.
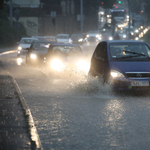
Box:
[123,35,126,38]
[77,60,90,73]
[50,59,64,71]
[30,54,37,59]
[78,38,83,42]
[110,70,125,78]
[18,46,22,50]
[109,37,113,40]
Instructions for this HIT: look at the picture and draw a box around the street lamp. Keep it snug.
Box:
[127,0,131,40]
[10,0,13,26]
[80,0,83,34]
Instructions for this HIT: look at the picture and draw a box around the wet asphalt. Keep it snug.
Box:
[1,47,150,150]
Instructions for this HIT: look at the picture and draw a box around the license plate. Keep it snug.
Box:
[131,81,149,86]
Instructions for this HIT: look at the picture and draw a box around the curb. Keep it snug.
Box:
[9,75,43,150]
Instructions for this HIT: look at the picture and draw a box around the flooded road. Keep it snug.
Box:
[1,47,150,150]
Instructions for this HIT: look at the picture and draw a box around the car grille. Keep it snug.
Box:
[125,72,150,79]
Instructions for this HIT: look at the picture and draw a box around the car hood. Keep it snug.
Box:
[110,61,150,73]
[32,50,48,55]
[19,44,31,48]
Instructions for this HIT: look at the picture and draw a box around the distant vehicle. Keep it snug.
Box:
[55,34,72,44]
[17,37,38,57]
[70,33,85,45]
[32,36,56,42]
[44,43,89,75]
[116,29,127,40]
[111,8,127,23]
[26,41,56,65]
[89,40,150,91]
[101,32,113,41]
[86,30,102,40]
[85,30,102,46]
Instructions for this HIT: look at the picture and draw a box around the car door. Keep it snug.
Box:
[89,42,108,77]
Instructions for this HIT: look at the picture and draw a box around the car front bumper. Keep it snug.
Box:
[111,78,150,91]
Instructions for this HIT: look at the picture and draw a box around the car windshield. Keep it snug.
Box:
[117,30,126,34]
[71,34,83,39]
[109,43,150,61]
[20,39,36,44]
[56,35,69,39]
[32,42,50,50]
[52,46,82,56]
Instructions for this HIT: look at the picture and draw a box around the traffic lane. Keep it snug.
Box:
[2,53,150,149]
[0,46,17,54]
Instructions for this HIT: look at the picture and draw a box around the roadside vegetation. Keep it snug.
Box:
[0,0,27,47]
[0,10,27,47]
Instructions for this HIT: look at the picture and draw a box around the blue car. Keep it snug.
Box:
[89,40,150,91]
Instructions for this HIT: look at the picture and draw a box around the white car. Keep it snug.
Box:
[17,37,38,57]
[116,30,127,40]
[55,34,72,44]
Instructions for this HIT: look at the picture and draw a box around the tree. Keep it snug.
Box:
[143,0,150,19]
[129,0,142,14]
[74,0,117,15]
[0,0,8,10]
[41,0,117,15]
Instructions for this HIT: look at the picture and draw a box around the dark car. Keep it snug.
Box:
[44,43,89,74]
[26,41,56,65]
[89,40,150,91]
[70,33,85,45]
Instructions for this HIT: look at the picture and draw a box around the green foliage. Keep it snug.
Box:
[130,0,141,14]
[74,0,117,15]
[0,0,8,10]
[0,10,27,46]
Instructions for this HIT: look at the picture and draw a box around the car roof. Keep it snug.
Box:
[56,34,69,36]
[32,40,56,43]
[21,37,38,40]
[106,40,145,44]
[50,43,80,47]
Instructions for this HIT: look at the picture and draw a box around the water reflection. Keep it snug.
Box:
[17,57,23,65]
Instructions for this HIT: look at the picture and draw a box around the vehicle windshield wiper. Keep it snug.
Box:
[115,55,142,60]
[123,50,149,58]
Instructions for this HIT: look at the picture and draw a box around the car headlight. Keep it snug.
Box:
[109,37,113,40]
[118,25,121,28]
[78,38,83,42]
[50,59,64,71]
[69,39,72,43]
[110,70,125,78]
[77,60,90,73]
[30,54,37,59]
[96,34,100,38]
[135,37,139,40]
[123,35,126,38]
[18,46,22,50]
